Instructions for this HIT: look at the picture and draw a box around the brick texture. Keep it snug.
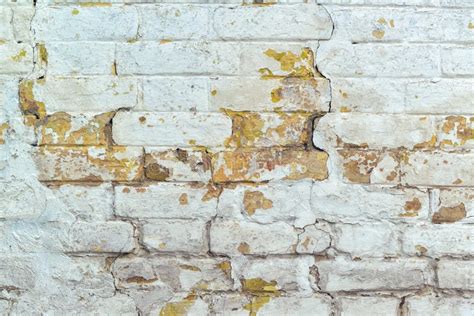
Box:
[0,0,472,314]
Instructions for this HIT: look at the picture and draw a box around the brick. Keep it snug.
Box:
[142,77,209,112]
[45,42,115,75]
[213,4,332,40]
[0,256,35,289]
[67,221,135,253]
[139,5,209,40]
[296,224,331,254]
[112,256,233,292]
[239,43,318,78]
[314,113,436,150]
[116,42,239,75]
[316,258,434,291]
[48,184,113,221]
[0,43,32,74]
[33,6,138,41]
[144,148,211,182]
[401,151,474,186]
[10,6,34,42]
[339,297,399,316]
[141,219,207,254]
[441,46,474,76]
[329,7,473,43]
[319,0,437,5]
[217,181,314,228]
[115,183,218,220]
[311,182,429,222]
[438,260,474,290]
[224,111,311,148]
[405,294,474,315]
[0,8,13,40]
[112,112,232,147]
[317,42,439,77]
[431,188,473,224]
[334,223,399,258]
[254,296,331,316]
[33,146,143,182]
[406,79,474,114]
[213,149,328,182]
[37,112,113,145]
[337,149,400,184]
[235,257,315,294]
[332,78,474,114]
[25,77,138,113]
[402,225,473,257]
[0,180,46,219]
[210,77,330,113]
[210,219,298,255]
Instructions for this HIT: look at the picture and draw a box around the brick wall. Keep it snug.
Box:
[0,0,473,314]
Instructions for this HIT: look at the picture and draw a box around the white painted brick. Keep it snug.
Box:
[402,225,473,257]
[0,256,35,289]
[329,7,473,43]
[213,4,332,40]
[31,77,138,113]
[406,294,474,315]
[139,5,210,40]
[235,257,315,294]
[67,221,135,253]
[0,180,46,219]
[113,256,233,292]
[432,188,474,224]
[145,147,212,182]
[441,46,474,76]
[115,184,217,220]
[112,111,232,147]
[330,78,406,113]
[334,223,399,258]
[296,224,331,254]
[142,219,208,254]
[405,79,474,114]
[258,296,331,316]
[0,43,32,74]
[142,77,209,112]
[116,42,239,75]
[318,42,439,77]
[217,181,314,228]
[33,6,138,41]
[331,78,474,114]
[438,260,474,290]
[311,182,429,222]
[210,219,298,255]
[0,8,13,40]
[48,184,114,221]
[11,6,34,42]
[317,258,434,291]
[314,113,435,150]
[210,77,330,113]
[319,0,438,5]
[339,297,399,316]
[401,151,474,186]
[45,42,115,75]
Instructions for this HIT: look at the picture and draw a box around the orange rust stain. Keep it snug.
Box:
[0,123,9,144]
[243,190,273,216]
[212,150,328,182]
[432,203,466,224]
[126,276,158,284]
[400,197,422,217]
[238,242,250,254]
[179,193,189,205]
[159,294,197,316]
[339,150,381,183]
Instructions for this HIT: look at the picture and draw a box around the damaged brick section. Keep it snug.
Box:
[2,0,473,315]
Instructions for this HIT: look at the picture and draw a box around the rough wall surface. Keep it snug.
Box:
[0,0,473,314]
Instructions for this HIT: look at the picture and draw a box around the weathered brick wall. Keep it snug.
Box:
[0,0,473,314]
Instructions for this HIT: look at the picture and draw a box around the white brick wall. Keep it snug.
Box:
[0,0,472,314]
